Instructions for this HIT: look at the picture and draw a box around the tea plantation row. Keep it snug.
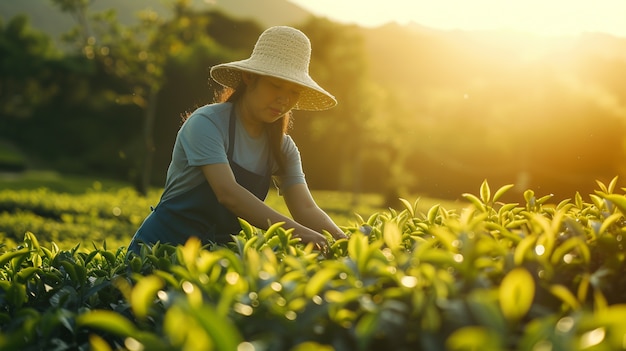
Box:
[1,179,626,350]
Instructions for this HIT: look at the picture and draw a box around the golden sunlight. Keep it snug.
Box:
[289,0,626,37]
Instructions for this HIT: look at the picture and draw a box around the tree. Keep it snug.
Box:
[295,19,380,205]
[0,15,62,120]
[50,0,198,194]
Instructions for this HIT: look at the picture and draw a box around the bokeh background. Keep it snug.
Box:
[1,0,625,205]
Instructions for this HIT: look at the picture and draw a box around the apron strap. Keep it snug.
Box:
[227,105,236,160]
[227,104,273,173]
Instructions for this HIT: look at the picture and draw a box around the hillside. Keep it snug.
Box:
[0,0,311,41]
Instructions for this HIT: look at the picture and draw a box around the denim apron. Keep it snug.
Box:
[128,107,271,253]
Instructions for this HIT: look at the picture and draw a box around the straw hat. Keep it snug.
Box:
[210,26,337,111]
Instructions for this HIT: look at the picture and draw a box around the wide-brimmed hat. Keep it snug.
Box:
[210,26,337,111]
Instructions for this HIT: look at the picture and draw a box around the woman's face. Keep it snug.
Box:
[242,74,303,124]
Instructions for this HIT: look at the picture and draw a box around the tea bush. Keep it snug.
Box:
[1,179,626,350]
[0,181,395,250]
[0,186,155,249]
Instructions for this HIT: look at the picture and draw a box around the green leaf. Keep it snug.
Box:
[178,236,202,270]
[59,261,79,286]
[480,179,491,203]
[536,194,554,205]
[348,233,368,266]
[305,267,339,298]
[550,237,589,266]
[549,284,581,310]
[461,193,485,212]
[514,236,536,265]
[398,198,415,217]
[264,221,286,240]
[383,222,402,251]
[600,194,626,217]
[77,310,138,336]
[237,218,255,239]
[499,268,534,321]
[0,248,30,268]
[100,250,116,267]
[290,342,335,351]
[6,282,27,309]
[16,267,40,283]
[187,303,243,351]
[598,213,623,234]
[607,176,618,193]
[493,184,515,203]
[131,275,164,318]
[446,326,502,351]
[23,232,41,253]
[427,204,440,224]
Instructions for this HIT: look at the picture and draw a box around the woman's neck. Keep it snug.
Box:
[235,101,264,138]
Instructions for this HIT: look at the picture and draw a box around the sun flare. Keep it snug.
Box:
[289,0,626,37]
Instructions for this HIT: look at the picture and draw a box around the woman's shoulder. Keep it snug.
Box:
[184,103,232,129]
[190,102,232,121]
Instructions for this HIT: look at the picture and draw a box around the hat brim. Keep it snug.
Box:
[210,61,337,111]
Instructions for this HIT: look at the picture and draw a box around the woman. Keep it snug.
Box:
[128,26,347,254]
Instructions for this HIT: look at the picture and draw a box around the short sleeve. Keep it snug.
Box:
[179,113,229,166]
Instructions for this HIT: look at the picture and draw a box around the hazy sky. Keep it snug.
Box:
[288,0,626,37]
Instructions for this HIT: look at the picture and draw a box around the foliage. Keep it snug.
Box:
[1,179,626,350]
[0,14,64,119]
[0,183,158,250]
[0,177,394,250]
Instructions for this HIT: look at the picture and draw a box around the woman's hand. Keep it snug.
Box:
[293,229,329,253]
[331,232,348,240]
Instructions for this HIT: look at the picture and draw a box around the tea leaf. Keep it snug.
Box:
[598,213,623,234]
[607,176,618,193]
[480,179,491,203]
[348,233,369,268]
[131,275,164,318]
[551,237,589,266]
[0,248,29,268]
[427,204,440,224]
[305,267,339,298]
[499,268,534,321]
[77,310,138,336]
[600,194,626,217]
[23,232,41,253]
[398,198,415,217]
[383,222,402,251]
[493,184,515,203]
[188,304,243,350]
[549,284,581,310]
[536,194,554,205]
[264,221,286,240]
[462,193,485,212]
[238,218,255,239]
[446,326,502,351]
[291,342,335,351]
[15,267,40,283]
[88,334,113,351]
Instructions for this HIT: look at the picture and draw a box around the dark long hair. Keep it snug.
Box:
[217,80,292,175]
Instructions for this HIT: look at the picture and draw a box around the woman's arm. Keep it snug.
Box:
[283,183,347,240]
[201,163,329,248]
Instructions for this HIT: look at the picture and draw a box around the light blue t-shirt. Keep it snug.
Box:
[160,102,306,202]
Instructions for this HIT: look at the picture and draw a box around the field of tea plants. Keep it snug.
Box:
[1,177,626,350]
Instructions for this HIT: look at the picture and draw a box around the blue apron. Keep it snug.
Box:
[128,106,271,253]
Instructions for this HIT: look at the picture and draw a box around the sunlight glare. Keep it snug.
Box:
[289,0,626,37]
